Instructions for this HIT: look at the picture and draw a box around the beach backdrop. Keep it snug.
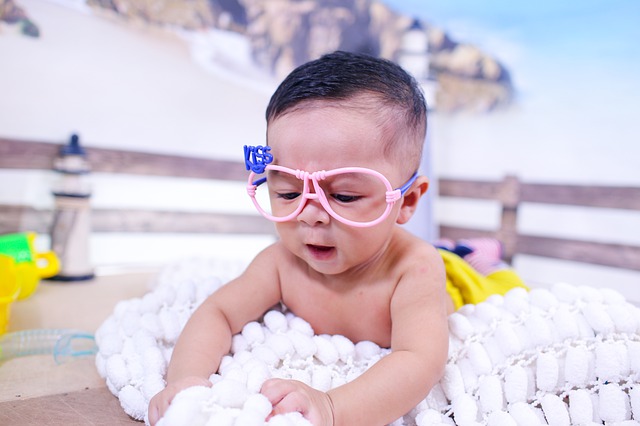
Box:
[386,0,640,299]
[1,0,638,301]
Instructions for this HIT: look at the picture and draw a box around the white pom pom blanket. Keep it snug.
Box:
[95,258,640,425]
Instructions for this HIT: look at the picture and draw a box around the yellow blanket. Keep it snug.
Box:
[440,249,528,310]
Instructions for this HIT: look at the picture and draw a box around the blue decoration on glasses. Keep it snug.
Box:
[244,145,273,174]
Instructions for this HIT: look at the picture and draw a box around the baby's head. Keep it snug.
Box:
[265,50,427,172]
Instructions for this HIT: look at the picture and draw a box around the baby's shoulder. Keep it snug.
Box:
[390,229,444,275]
[392,228,440,259]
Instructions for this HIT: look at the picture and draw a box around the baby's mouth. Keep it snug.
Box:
[308,244,332,252]
[306,244,335,258]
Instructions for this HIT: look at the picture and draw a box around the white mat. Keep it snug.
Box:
[95,258,640,425]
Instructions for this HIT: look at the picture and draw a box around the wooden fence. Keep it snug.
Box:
[0,137,268,236]
[2,137,639,272]
[438,176,640,271]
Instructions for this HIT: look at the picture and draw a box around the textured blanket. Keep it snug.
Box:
[95,258,640,425]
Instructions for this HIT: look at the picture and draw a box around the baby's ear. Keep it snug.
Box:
[396,176,429,224]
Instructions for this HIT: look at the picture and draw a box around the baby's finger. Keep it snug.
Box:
[148,400,161,426]
[148,405,158,426]
[260,378,296,405]
[148,394,171,425]
[271,391,309,417]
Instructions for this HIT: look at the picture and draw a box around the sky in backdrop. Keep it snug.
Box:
[384,0,640,98]
[379,0,640,187]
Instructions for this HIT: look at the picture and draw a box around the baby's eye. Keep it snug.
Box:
[332,193,361,203]
[277,192,301,200]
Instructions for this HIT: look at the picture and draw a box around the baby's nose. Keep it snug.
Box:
[296,196,330,226]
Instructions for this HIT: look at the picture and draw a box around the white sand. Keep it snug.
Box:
[0,0,275,160]
[0,0,279,271]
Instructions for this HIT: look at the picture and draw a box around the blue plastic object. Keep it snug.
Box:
[244,144,273,174]
[0,329,97,364]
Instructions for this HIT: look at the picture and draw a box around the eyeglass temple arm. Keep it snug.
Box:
[252,176,267,186]
[398,172,419,195]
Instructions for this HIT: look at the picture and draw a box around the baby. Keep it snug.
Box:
[148,50,449,425]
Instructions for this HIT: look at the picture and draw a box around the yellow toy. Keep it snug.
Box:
[0,232,60,300]
[0,232,60,334]
[0,254,20,334]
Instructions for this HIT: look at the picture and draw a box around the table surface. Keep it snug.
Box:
[0,271,156,425]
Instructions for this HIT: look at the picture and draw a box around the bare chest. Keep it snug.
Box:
[281,277,394,347]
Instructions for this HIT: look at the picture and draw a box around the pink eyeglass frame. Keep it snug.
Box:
[246,164,418,227]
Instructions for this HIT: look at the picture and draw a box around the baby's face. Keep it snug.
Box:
[266,102,406,276]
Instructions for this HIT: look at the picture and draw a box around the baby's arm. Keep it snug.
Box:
[148,246,282,425]
[333,249,448,424]
[263,246,449,425]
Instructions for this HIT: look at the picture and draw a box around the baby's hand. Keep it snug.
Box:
[261,378,334,425]
[148,376,212,425]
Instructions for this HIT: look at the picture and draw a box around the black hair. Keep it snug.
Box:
[265,51,427,144]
